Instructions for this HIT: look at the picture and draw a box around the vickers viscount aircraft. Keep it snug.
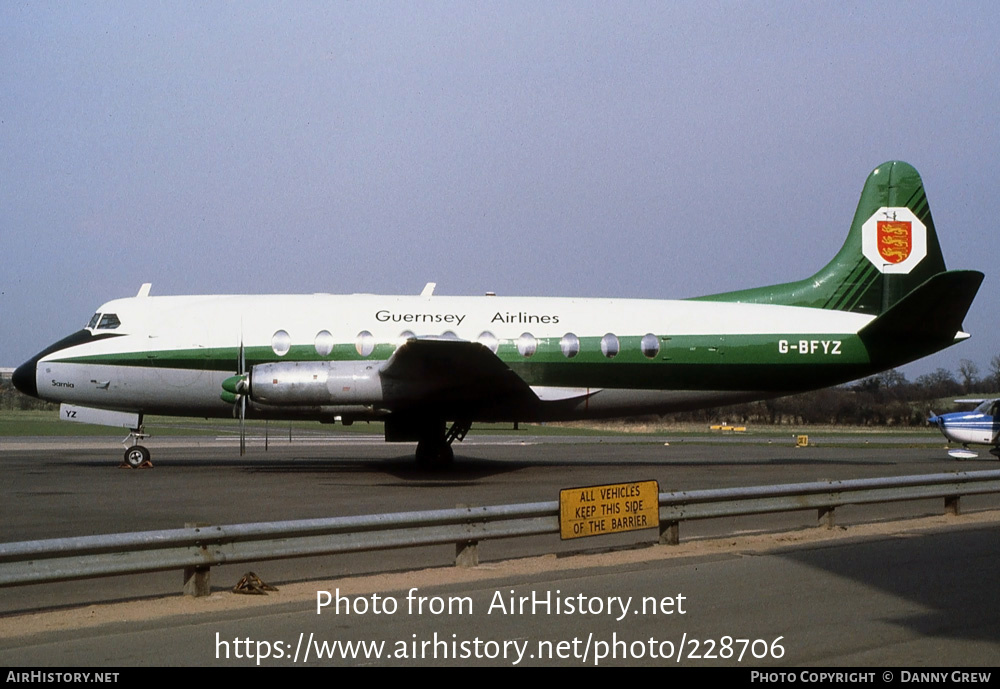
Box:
[13,161,983,466]
[928,400,1000,459]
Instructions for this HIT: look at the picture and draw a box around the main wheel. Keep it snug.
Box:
[124,445,150,468]
[415,439,454,467]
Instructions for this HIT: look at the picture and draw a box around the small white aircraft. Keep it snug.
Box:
[928,400,1000,459]
[12,161,983,466]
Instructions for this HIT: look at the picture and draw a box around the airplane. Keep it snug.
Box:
[12,161,984,467]
[928,399,1000,459]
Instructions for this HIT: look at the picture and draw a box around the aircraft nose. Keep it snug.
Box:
[927,414,941,426]
[12,359,37,398]
[11,328,98,401]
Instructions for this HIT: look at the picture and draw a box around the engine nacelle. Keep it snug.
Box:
[250,361,382,406]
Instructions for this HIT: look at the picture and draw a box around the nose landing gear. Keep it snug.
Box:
[120,425,153,469]
[123,444,151,468]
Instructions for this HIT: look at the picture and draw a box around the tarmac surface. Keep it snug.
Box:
[1,431,999,666]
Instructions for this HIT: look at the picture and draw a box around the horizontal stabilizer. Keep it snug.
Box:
[859,269,983,364]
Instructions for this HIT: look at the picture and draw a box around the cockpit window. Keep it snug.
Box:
[96,313,121,330]
[87,313,101,329]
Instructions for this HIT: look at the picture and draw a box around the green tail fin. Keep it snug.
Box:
[693,161,948,315]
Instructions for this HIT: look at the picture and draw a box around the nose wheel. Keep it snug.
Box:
[123,445,151,468]
[120,424,153,468]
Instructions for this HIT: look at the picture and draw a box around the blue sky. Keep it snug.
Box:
[3,2,999,383]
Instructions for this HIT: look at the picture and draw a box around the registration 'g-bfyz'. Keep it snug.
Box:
[13,162,983,466]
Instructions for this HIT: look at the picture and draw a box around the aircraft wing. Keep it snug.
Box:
[378,338,538,408]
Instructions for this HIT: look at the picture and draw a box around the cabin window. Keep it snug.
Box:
[641,333,660,359]
[517,332,537,357]
[440,330,460,340]
[601,333,619,358]
[398,330,416,347]
[560,333,580,358]
[356,330,375,357]
[271,330,291,356]
[314,330,334,357]
[478,331,499,353]
[87,313,101,329]
[97,313,121,330]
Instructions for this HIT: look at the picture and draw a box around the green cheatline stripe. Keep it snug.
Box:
[507,360,877,391]
[43,335,944,391]
[49,333,872,372]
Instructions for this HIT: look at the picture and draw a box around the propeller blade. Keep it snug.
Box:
[234,325,246,456]
[239,333,246,456]
[240,394,246,456]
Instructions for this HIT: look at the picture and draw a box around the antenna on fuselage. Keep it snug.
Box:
[420,282,436,297]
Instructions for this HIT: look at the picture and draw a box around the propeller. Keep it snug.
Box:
[221,336,249,456]
[928,410,939,425]
[239,339,246,456]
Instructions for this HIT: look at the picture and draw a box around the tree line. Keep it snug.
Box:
[662,356,1000,427]
[0,377,58,411]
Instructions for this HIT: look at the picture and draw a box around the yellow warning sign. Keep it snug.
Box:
[559,480,659,540]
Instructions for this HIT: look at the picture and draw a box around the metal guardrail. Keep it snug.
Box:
[2,470,999,596]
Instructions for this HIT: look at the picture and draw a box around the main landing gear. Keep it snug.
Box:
[414,420,471,467]
[121,425,153,469]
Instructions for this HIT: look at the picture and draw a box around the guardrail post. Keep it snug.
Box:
[455,540,478,567]
[183,565,211,597]
[183,522,211,596]
[659,520,679,545]
[945,495,961,516]
[818,506,835,528]
[454,504,479,567]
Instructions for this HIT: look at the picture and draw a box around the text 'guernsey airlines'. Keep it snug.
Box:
[12,162,983,466]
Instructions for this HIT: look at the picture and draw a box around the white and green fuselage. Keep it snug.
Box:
[12,161,984,459]
[25,291,884,420]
